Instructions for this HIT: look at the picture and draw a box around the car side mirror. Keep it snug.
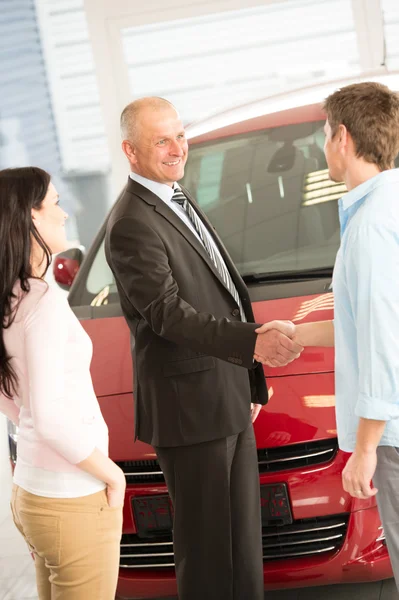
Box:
[53,247,85,290]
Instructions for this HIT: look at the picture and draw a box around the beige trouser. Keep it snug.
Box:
[10,484,122,600]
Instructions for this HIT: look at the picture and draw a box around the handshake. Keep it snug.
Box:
[253,320,303,367]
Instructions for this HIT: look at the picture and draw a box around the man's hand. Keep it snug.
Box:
[254,320,303,367]
[251,403,262,423]
[342,449,378,499]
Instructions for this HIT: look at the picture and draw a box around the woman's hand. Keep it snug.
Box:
[106,469,126,508]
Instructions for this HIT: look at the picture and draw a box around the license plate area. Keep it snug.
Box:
[133,483,292,537]
[132,495,173,538]
[261,483,292,526]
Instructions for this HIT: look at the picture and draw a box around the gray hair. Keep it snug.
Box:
[120,97,176,142]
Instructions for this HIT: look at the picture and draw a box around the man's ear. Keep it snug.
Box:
[337,124,349,153]
[122,140,137,165]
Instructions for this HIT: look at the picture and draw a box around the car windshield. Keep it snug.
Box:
[182,120,344,277]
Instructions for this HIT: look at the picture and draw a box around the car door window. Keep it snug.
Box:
[85,240,119,306]
[71,237,120,308]
[182,121,347,276]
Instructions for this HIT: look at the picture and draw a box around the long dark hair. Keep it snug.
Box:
[0,167,52,398]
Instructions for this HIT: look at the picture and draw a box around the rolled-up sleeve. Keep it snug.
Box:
[25,288,96,464]
[345,225,399,421]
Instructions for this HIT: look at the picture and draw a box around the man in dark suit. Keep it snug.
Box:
[105,97,302,600]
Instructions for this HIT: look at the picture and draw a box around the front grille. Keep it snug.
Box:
[262,514,348,560]
[120,534,174,569]
[118,460,164,485]
[117,439,338,484]
[119,513,349,569]
[257,438,338,474]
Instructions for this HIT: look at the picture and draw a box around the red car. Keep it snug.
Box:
[15,86,399,598]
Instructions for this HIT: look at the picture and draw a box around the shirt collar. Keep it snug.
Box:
[340,169,399,211]
[129,172,176,203]
[338,169,399,234]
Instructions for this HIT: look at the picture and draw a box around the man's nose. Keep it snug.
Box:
[170,140,184,156]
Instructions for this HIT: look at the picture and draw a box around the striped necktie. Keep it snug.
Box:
[172,187,245,320]
[171,188,186,206]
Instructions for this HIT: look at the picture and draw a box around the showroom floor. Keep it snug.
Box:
[0,465,398,600]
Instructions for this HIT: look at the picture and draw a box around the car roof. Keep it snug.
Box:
[187,104,324,145]
[186,71,399,145]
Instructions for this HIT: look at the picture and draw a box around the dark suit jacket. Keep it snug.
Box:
[105,177,268,447]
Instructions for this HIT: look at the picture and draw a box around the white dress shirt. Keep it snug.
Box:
[129,172,244,317]
[129,172,203,243]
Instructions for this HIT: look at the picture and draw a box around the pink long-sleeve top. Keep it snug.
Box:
[0,279,109,497]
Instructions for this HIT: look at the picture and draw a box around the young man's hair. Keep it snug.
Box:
[323,82,399,171]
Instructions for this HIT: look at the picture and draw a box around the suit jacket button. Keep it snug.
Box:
[231,308,240,317]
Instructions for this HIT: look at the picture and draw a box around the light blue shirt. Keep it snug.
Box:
[332,168,399,452]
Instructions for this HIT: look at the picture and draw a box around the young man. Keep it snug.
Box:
[105,97,302,600]
[280,81,399,587]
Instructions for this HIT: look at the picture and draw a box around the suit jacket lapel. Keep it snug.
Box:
[127,179,228,290]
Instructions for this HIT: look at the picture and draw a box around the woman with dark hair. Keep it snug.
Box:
[0,167,125,600]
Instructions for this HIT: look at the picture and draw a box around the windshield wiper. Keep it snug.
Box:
[242,266,333,284]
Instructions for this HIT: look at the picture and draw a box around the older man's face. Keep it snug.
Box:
[128,107,188,186]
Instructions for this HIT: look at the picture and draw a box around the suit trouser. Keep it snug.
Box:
[10,485,122,600]
[155,422,264,600]
[372,446,399,592]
